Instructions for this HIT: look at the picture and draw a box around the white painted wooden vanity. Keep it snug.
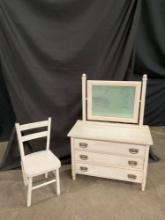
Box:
[68,74,153,191]
[68,120,152,191]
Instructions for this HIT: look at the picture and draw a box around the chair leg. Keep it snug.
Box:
[27,177,32,207]
[55,169,60,195]
[45,173,48,178]
[21,162,28,186]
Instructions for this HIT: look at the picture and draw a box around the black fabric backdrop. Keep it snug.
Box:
[0,0,163,170]
[134,0,165,125]
[0,64,15,140]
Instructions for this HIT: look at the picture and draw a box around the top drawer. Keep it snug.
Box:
[74,139,146,158]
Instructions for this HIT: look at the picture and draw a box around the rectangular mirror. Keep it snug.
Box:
[87,81,141,123]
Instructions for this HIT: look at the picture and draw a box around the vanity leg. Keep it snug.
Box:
[71,167,76,180]
[141,183,145,191]
[141,145,150,192]
[71,138,76,181]
[72,174,76,181]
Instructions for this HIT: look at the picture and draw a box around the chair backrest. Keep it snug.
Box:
[82,74,147,126]
[15,117,51,160]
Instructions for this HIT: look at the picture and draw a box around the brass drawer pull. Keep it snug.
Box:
[80,155,88,160]
[128,160,138,166]
[129,148,139,154]
[127,174,137,180]
[79,143,88,148]
[80,166,88,172]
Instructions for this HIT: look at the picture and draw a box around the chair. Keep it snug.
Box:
[15,117,61,207]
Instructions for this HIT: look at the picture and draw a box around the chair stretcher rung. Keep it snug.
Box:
[32,179,56,190]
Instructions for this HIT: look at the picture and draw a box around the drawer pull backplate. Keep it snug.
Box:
[129,148,139,154]
[127,174,137,179]
[80,166,88,172]
[80,155,88,160]
[128,160,138,166]
[79,143,88,148]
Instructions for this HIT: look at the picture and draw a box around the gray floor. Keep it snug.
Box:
[0,127,165,220]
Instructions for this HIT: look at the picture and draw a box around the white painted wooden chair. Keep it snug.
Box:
[15,117,61,207]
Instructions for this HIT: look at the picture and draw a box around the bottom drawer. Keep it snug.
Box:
[76,163,143,183]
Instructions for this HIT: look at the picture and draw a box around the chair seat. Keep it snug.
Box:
[23,150,61,177]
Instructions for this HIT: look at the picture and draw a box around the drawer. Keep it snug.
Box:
[76,163,143,183]
[74,139,145,158]
[75,151,144,169]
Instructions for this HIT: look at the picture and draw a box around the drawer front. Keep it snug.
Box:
[74,139,145,158]
[76,163,143,183]
[75,151,144,169]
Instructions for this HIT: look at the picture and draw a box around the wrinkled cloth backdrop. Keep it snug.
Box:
[0,0,164,170]
[135,0,165,125]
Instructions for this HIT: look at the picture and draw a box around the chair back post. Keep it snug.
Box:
[46,117,51,150]
[139,74,147,126]
[15,123,25,160]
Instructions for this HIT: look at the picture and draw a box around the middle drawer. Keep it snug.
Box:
[74,139,146,158]
[75,150,144,169]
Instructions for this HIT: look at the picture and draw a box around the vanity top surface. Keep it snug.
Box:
[68,120,153,145]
